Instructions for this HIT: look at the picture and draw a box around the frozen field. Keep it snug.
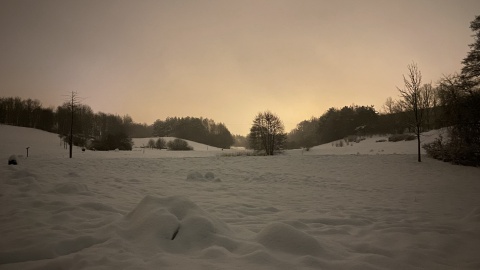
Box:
[1,125,479,269]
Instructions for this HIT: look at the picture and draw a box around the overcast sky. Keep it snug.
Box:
[1,0,479,135]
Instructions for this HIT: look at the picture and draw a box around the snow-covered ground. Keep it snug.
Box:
[1,124,479,270]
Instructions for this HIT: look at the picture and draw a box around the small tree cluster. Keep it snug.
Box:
[422,15,480,166]
[147,138,167,149]
[232,134,249,148]
[423,75,480,166]
[167,138,193,151]
[287,105,378,149]
[147,139,155,148]
[153,117,234,149]
[90,132,133,151]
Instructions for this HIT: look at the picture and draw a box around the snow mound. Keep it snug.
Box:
[186,171,220,182]
[255,222,324,256]
[51,182,89,194]
[3,169,41,192]
[204,171,215,180]
[0,235,107,265]
[118,195,233,253]
[186,171,205,181]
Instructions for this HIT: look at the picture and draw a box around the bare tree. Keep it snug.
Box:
[397,62,427,162]
[248,111,286,155]
[382,97,396,114]
[64,91,80,158]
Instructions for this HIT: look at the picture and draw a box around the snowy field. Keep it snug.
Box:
[1,124,479,270]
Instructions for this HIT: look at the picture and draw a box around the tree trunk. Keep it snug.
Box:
[416,124,421,162]
[69,108,73,158]
[69,94,74,159]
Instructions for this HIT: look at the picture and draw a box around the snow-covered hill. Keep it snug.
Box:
[0,125,229,160]
[132,137,225,152]
[300,129,445,156]
[1,124,479,270]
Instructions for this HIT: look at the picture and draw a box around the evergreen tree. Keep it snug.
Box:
[462,15,480,89]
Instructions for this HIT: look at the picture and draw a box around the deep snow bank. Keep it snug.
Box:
[117,195,233,253]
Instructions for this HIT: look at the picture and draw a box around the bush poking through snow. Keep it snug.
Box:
[423,135,480,166]
[187,171,220,182]
[221,151,263,157]
[335,140,345,147]
[8,155,17,165]
[167,139,193,151]
[388,134,416,142]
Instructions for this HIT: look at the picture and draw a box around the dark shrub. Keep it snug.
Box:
[404,134,416,141]
[90,132,133,151]
[167,138,193,151]
[147,139,155,148]
[424,136,480,166]
[155,138,166,149]
[8,155,17,165]
[344,135,357,143]
[388,134,416,142]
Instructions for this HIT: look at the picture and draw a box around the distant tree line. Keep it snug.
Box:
[0,98,235,151]
[284,99,450,150]
[284,95,447,150]
[286,105,380,149]
[0,97,55,132]
[232,134,248,148]
[0,98,137,150]
[153,117,234,149]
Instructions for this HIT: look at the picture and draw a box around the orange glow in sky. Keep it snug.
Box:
[1,0,479,135]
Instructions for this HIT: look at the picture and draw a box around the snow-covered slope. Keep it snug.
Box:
[132,137,223,151]
[0,124,70,158]
[291,129,445,156]
[1,125,479,270]
[0,125,227,160]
